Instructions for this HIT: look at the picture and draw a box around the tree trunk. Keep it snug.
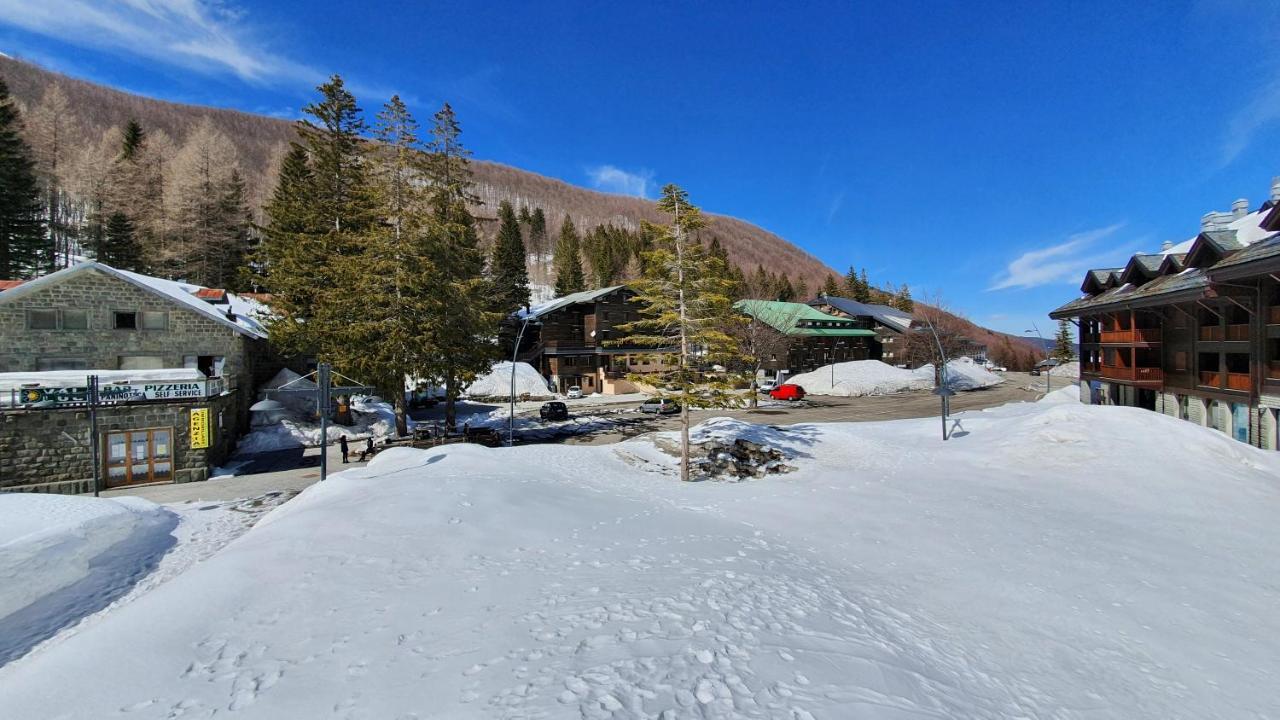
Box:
[444,374,457,432]
[680,401,690,483]
[393,391,408,438]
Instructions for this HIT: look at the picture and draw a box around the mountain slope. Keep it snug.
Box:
[0,55,1038,362]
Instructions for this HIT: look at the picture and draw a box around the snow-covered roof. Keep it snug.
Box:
[517,285,627,321]
[0,262,268,339]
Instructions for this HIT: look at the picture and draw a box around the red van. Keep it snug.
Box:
[769,384,806,401]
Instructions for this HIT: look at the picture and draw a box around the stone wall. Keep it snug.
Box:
[0,266,278,432]
[0,392,239,493]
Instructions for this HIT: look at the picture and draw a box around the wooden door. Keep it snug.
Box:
[104,428,174,487]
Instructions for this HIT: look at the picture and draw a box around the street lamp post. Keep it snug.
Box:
[1025,324,1050,394]
[509,313,533,447]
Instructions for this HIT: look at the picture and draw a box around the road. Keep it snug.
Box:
[558,372,1049,445]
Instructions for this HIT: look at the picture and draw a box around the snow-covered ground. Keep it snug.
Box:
[0,492,290,668]
[235,394,405,455]
[3,395,1279,718]
[915,357,1005,391]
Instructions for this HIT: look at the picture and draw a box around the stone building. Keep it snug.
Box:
[0,262,278,493]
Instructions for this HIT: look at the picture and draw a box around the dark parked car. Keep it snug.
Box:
[769,383,806,401]
[539,401,569,421]
[639,398,681,415]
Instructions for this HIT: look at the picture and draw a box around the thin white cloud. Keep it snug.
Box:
[1221,74,1280,165]
[825,189,846,225]
[988,223,1127,291]
[586,165,654,198]
[0,0,316,85]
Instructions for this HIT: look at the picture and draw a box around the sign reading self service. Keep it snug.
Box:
[17,379,220,406]
[189,407,211,450]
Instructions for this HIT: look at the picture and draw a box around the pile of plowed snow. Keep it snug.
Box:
[0,494,176,666]
[788,360,933,397]
[915,357,1005,391]
[464,361,553,399]
[1048,361,1080,378]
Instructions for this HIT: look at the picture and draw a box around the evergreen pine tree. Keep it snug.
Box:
[776,275,796,302]
[0,77,44,279]
[552,213,586,296]
[795,278,809,302]
[1053,318,1075,362]
[821,274,840,297]
[100,211,142,269]
[120,120,145,161]
[842,266,858,298]
[422,102,497,431]
[613,184,741,481]
[490,200,531,315]
[856,268,872,302]
[528,207,547,258]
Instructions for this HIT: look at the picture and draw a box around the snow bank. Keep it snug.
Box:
[7,401,1280,717]
[235,394,404,455]
[916,357,1005,391]
[788,360,932,397]
[1048,360,1080,377]
[464,361,553,398]
[0,495,176,666]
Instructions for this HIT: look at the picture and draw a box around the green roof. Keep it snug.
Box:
[734,299,877,337]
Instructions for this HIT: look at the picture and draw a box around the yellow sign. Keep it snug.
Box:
[190,407,210,449]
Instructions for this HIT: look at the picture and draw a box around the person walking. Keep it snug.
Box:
[338,435,349,464]
[365,437,375,459]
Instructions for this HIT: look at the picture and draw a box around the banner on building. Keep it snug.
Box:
[8,378,223,408]
[189,407,211,449]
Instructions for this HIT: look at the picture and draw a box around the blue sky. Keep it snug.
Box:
[1,1,1278,337]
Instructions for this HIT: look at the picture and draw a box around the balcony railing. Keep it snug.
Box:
[1100,329,1132,343]
[1100,365,1162,382]
[1133,328,1161,343]
[1268,360,1280,381]
[1226,373,1251,392]
[1268,306,1280,325]
[1200,326,1223,342]
[1199,371,1221,387]
[1226,324,1249,342]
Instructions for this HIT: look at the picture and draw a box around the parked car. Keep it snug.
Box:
[566,385,583,399]
[1029,369,1041,376]
[769,383,806,401]
[639,398,681,415]
[539,401,569,421]
[757,380,778,392]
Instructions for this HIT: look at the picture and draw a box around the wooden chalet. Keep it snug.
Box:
[807,295,913,364]
[1050,178,1280,450]
[734,300,878,375]
[514,286,665,395]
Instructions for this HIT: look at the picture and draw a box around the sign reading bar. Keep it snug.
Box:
[189,407,210,449]
[17,379,219,406]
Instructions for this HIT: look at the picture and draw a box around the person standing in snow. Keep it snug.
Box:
[338,435,349,464]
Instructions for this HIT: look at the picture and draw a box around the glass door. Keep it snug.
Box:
[103,428,174,487]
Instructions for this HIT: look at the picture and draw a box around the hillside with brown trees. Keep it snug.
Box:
[0,55,1040,365]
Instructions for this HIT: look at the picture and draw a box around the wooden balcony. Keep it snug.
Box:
[1100,329,1132,343]
[1200,371,1252,391]
[1200,324,1250,342]
[1100,365,1162,383]
[1268,360,1280,381]
[1268,306,1280,325]
[1133,328,1161,343]
[1099,328,1160,343]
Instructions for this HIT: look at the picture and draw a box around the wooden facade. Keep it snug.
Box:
[1053,201,1280,449]
[518,286,667,395]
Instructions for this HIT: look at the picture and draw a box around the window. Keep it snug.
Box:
[37,358,88,371]
[27,308,89,330]
[27,309,59,329]
[62,309,88,330]
[141,311,168,330]
[114,311,138,329]
[184,355,225,378]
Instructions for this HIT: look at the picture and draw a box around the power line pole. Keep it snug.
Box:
[318,363,331,481]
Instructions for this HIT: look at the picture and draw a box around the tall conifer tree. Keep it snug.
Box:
[0,77,44,279]
[489,200,530,314]
[553,213,586,296]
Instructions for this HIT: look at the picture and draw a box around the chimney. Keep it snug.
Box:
[1232,198,1249,219]
[1272,176,1280,204]
[1161,240,1173,252]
